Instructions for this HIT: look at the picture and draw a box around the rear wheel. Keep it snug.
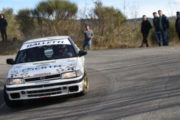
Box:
[3,88,22,108]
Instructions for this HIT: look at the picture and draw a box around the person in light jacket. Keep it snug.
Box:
[82,24,94,51]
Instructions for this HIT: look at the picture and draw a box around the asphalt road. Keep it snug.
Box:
[0,47,180,120]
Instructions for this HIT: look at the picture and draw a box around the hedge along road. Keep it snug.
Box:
[0,47,180,120]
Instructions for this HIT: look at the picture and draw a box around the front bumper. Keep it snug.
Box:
[5,76,84,101]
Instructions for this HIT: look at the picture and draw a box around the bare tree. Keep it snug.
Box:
[128,0,139,26]
[168,1,177,17]
[123,0,126,17]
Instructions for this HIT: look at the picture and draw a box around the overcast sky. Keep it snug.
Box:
[0,0,180,18]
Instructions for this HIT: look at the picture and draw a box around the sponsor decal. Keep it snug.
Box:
[56,69,62,74]
[24,73,30,78]
[21,39,71,50]
[21,64,75,73]
[9,64,76,78]
[33,72,51,77]
[40,95,51,98]
[14,65,23,69]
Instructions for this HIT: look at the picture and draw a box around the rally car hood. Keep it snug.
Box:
[7,58,79,79]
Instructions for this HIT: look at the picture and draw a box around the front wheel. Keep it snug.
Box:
[77,72,89,96]
[82,72,89,95]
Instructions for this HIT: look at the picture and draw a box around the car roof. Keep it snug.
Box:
[24,36,70,44]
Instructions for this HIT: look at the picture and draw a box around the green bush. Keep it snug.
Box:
[0,1,180,55]
[168,20,179,45]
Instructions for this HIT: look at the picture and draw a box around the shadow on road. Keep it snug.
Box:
[0,74,180,119]
[0,92,86,116]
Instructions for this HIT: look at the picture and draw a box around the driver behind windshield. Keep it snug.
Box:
[53,45,67,59]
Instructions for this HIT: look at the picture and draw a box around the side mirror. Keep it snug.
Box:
[78,50,87,57]
[7,59,15,65]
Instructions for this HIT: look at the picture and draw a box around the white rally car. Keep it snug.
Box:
[4,36,88,107]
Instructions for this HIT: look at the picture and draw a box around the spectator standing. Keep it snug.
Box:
[158,10,169,46]
[140,15,152,48]
[83,25,94,51]
[175,12,180,40]
[153,12,162,46]
[0,14,8,41]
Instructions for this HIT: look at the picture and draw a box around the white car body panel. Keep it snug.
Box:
[5,36,86,101]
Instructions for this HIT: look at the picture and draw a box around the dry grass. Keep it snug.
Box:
[0,40,23,55]
[0,20,180,55]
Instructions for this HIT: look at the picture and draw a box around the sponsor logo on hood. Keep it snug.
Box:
[8,58,78,79]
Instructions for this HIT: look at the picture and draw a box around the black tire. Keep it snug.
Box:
[3,89,22,108]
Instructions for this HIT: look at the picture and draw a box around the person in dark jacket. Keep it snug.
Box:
[158,10,169,46]
[140,15,152,47]
[153,12,162,46]
[0,14,8,41]
[175,12,180,40]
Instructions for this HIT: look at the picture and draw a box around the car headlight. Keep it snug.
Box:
[76,69,83,77]
[6,78,25,85]
[61,70,83,79]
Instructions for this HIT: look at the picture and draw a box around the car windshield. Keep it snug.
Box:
[15,44,77,64]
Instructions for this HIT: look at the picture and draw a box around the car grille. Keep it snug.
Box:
[27,87,64,97]
[25,74,61,82]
